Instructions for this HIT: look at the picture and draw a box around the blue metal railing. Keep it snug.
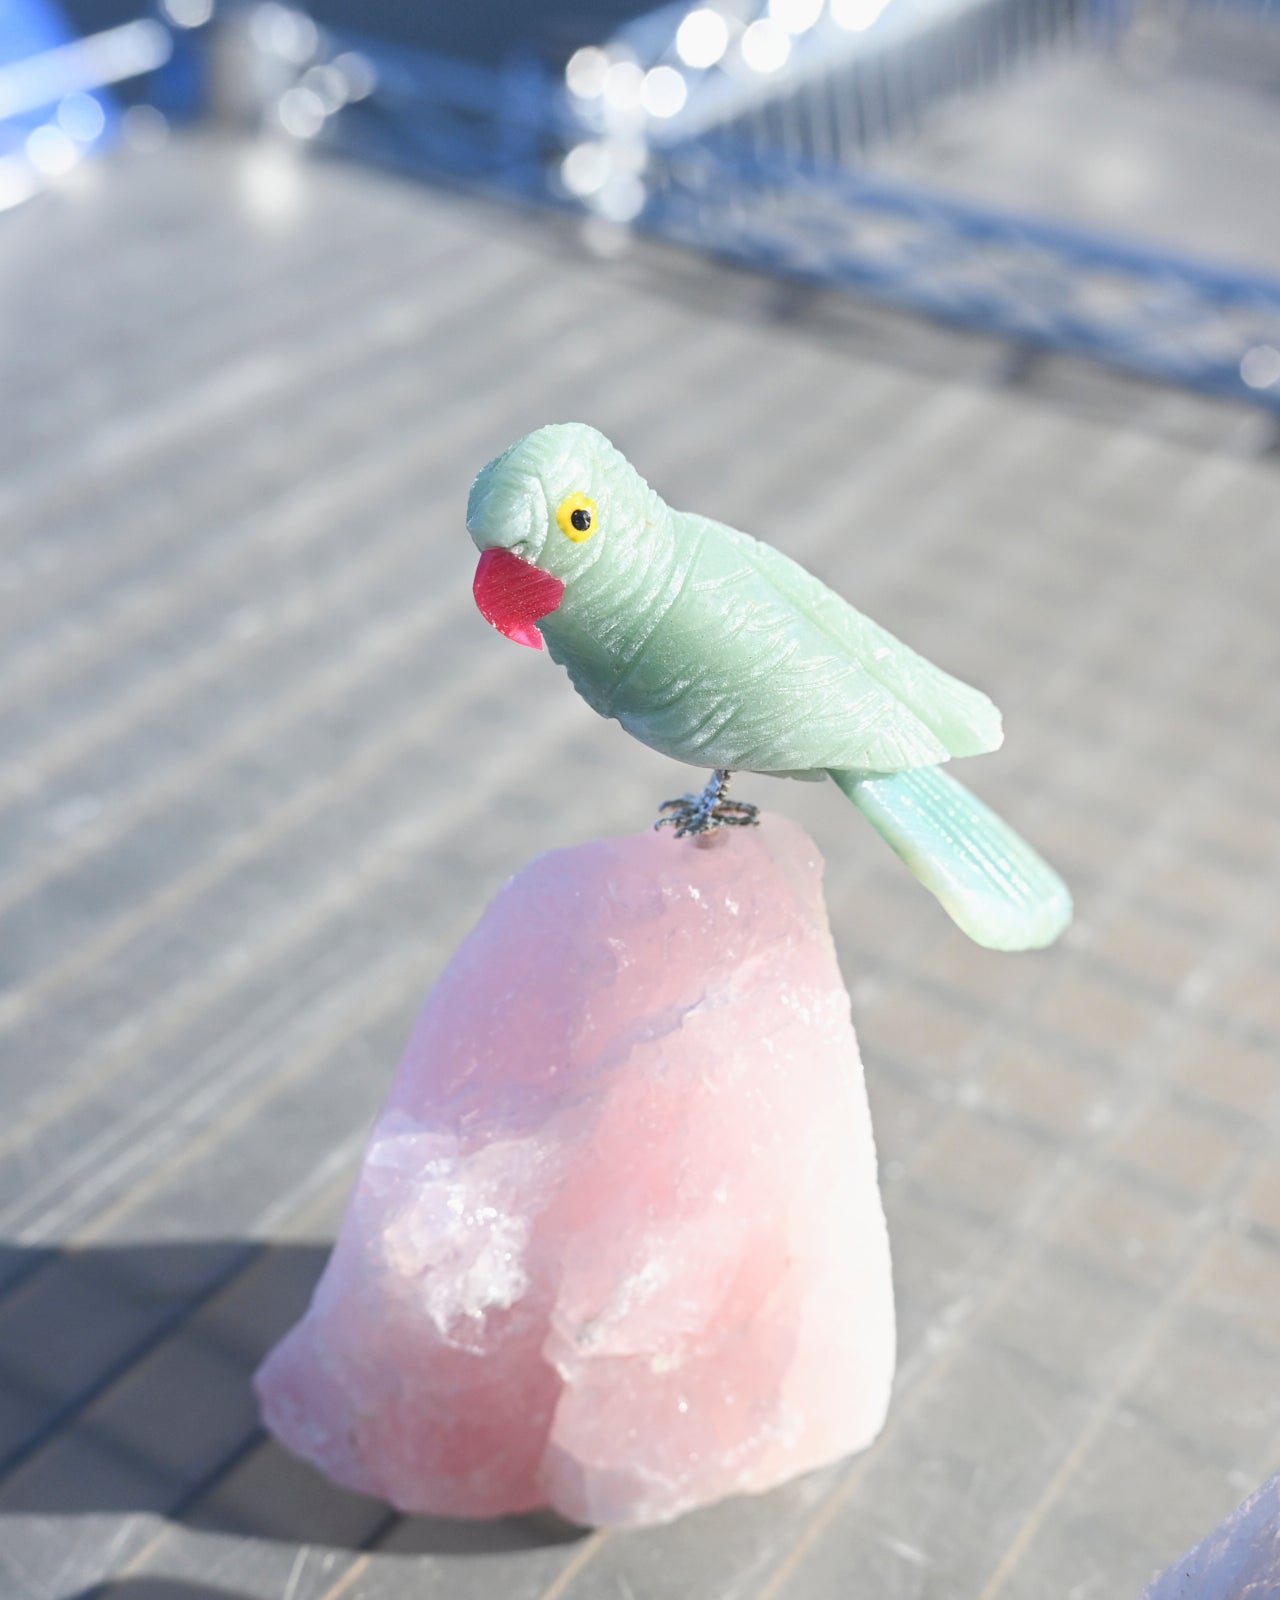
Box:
[283,9,1280,413]
[5,1,1279,413]
[595,0,1106,162]
[647,142,1280,407]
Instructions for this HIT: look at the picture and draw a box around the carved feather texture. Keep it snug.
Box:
[466,422,1070,950]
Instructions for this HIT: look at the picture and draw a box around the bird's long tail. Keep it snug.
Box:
[828,765,1072,952]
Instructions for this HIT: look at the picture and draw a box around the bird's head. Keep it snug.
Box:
[467,422,657,650]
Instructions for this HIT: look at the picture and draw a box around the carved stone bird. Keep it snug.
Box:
[468,422,1070,951]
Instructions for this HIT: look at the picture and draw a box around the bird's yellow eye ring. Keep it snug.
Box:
[556,492,597,542]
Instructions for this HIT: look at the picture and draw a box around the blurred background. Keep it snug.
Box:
[2,3,1280,1599]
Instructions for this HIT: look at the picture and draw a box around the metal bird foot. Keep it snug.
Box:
[654,770,760,839]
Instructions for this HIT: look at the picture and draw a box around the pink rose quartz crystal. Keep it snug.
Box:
[255,816,895,1527]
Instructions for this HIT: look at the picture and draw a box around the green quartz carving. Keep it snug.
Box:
[468,422,1071,952]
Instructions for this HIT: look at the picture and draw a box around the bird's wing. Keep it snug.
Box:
[703,518,1004,760]
[606,517,963,775]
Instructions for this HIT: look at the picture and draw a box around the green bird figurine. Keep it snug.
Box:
[468,422,1071,952]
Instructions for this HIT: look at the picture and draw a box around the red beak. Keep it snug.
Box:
[473,547,565,650]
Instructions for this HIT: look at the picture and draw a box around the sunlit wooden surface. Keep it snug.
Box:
[2,132,1278,1600]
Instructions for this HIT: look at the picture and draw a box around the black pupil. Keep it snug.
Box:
[570,507,592,533]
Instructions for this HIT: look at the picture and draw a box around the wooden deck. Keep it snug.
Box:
[2,131,1279,1600]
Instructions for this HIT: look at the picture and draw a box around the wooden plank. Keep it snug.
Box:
[1,130,1278,1600]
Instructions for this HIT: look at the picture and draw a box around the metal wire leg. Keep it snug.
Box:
[654,770,761,838]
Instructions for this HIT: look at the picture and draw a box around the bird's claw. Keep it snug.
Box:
[654,770,760,838]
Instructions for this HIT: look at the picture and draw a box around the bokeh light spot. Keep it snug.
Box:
[561,141,611,197]
[26,124,80,177]
[1240,345,1280,390]
[161,0,215,26]
[123,105,169,152]
[278,85,326,139]
[566,46,610,99]
[602,60,645,113]
[301,64,348,114]
[597,173,646,223]
[741,18,791,71]
[642,65,687,118]
[332,51,376,101]
[676,8,730,69]
[250,3,318,64]
[57,93,106,145]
